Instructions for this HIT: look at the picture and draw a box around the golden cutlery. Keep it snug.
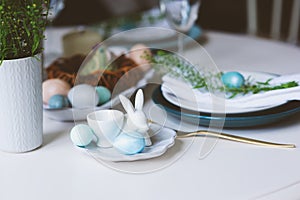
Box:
[148,120,296,148]
[176,130,295,148]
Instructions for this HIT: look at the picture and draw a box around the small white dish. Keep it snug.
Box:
[78,124,176,162]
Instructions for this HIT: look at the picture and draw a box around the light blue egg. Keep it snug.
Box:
[70,124,95,147]
[95,86,111,105]
[48,94,69,109]
[221,71,245,88]
[113,132,145,155]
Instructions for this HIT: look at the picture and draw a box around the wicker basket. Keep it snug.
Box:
[46,54,141,91]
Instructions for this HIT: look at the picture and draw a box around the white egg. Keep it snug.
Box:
[68,84,99,108]
[70,124,95,147]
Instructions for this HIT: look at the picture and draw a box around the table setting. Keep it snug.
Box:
[42,27,300,158]
[1,0,300,199]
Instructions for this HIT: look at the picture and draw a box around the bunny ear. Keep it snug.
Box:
[135,89,144,110]
[119,95,135,115]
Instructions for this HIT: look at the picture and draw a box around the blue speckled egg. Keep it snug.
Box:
[48,94,69,109]
[221,71,245,88]
[95,86,111,105]
[70,124,95,147]
[113,132,145,155]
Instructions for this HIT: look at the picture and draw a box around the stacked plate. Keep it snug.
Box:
[152,71,300,128]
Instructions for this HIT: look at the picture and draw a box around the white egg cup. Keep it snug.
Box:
[87,110,124,148]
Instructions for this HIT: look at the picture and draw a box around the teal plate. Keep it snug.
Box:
[152,86,300,128]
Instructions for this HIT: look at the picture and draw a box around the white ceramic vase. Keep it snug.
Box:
[0,55,43,153]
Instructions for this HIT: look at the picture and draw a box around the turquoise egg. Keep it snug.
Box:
[221,71,245,88]
[95,86,111,105]
[48,94,69,109]
[113,132,145,155]
[70,124,95,147]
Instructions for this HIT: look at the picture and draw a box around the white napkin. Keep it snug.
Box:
[162,73,300,113]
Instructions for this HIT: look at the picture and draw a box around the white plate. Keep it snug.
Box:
[107,8,176,42]
[161,71,288,114]
[44,69,155,121]
[109,26,202,50]
[44,102,111,122]
[115,27,176,42]
[79,124,176,162]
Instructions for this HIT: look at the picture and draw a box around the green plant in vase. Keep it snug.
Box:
[0,0,49,63]
[0,0,50,153]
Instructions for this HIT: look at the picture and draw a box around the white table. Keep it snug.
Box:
[1,30,300,200]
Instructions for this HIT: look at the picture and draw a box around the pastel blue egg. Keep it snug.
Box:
[48,94,69,109]
[95,86,111,105]
[113,132,145,155]
[221,71,245,88]
[70,124,95,147]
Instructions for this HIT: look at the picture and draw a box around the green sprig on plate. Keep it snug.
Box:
[146,50,299,98]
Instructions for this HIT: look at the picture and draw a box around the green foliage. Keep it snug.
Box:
[224,78,298,98]
[0,0,49,63]
[148,50,207,88]
[148,50,299,98]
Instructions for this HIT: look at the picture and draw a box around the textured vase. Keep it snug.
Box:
[0,55,43,153]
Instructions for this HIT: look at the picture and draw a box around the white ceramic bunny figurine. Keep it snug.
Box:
[119,89,152,146]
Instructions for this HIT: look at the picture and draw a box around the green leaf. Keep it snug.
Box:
[146,51,299,98]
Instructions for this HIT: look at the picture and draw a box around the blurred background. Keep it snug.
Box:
[52,0,300,44]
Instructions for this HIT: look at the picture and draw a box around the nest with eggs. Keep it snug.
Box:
[46,53,144,92]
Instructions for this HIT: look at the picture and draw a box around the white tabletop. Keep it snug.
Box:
[1,30,300,200]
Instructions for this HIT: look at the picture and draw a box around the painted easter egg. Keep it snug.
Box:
[221,71,245,89]
[113,132,145,155]
[48,94,69,109]
[68,84,99,108]
[70,124,95,147]
[128,44,151,67]
[95,86,111,105]
[43,79,71,104]
[80,47,111,76]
